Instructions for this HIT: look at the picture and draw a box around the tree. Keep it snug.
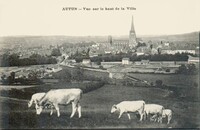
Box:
[10,72,15,83]
[28,70,40,80]
[177,64,187,74]
[150,44,153,50]
[155,80,163,87]
[8,53,20,66]
[157,48,161,55]
[1,53,10,66]
[136,42,147,48]
[187,64,197,74]
[86,48,90,57]
[51,48,61,57]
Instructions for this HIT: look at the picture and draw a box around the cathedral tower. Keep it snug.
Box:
[129,16,137,48]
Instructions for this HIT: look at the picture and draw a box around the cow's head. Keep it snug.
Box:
[111,104,118,113]
[35,103,43,115]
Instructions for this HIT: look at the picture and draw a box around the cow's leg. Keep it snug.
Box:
[139,113,142,121]
[118,111,123,119]
[158,114,162,123]
[150,114,157,122]
[167,115,172,124]
[50,108,53,116]
[141,113,145,121]
[127,113,131,120]
[160,115,163,123]
[70,102,77,118]
[77,103,81,118]
[143,112,147,120]
[49,104,55,116]
[138,111,144,121]
[54,104,60,117]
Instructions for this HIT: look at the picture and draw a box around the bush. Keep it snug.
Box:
[51,48,62,57]
[150,82,154,86]
[52,69,72,82]
[0,53,57,67]
[99,65,104,69]
[81,81,105,93]
[166,69,170,72]
[177,64,197,75]
[155,80,163,87]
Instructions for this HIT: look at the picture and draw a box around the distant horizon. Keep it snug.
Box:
[0,31,199,38]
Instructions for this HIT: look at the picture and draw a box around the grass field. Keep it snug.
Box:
[128,73,199,88]
[0,82,199,129]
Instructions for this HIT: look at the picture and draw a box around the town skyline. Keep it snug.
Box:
[0,0,200,36]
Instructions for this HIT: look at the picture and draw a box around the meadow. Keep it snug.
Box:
[128,73,198,88]
[0,78,199,129]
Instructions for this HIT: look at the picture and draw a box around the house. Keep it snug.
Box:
[136,52,144,56]
[164,42,170,47]
[141,60,149,65]
[101,62,121,68]
[188,55,199,64]
[161,49,196,55]
[195,46,199,56]
[61,53,69,59]
[82,59,91,65]
[134,60,150,65]
[137,46,151,54]
[122,58,130,65]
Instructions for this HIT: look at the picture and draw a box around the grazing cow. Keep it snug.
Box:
[28,92,46,108]
[28,92,54,114]
[144,104,164,123]
[111,100,145,121]
[36,88,83,118]
[162,109,172,124]
[151,109,172,124]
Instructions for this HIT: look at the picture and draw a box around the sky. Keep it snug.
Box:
[0,0,199,36]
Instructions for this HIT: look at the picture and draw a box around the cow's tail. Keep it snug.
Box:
[79,89,83,100]
[161,106,164,115]
[74,89,83,107]
[142,102,145,112]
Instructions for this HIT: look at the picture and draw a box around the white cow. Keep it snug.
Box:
[28,92,54,114]
[150,109,172,124]
[144,104,164,123]
[162,109,172,124]
[111,100,145,121]
[28,92,46,108]
[36,88,83,118]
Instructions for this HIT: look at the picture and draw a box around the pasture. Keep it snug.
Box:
[0,82,199,129]
[128,73,199,88]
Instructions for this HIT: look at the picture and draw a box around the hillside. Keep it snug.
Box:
[140,32,199,43]
[0,32,199,47]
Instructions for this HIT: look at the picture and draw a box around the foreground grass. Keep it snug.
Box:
[0,84,199,129]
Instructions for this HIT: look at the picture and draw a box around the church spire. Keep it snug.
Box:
[129,15,137,48]
[131,15,134,31]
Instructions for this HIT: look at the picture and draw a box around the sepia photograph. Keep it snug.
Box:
[0,0,199,129]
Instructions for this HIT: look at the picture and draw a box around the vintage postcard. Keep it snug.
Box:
[0,0,199,129]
